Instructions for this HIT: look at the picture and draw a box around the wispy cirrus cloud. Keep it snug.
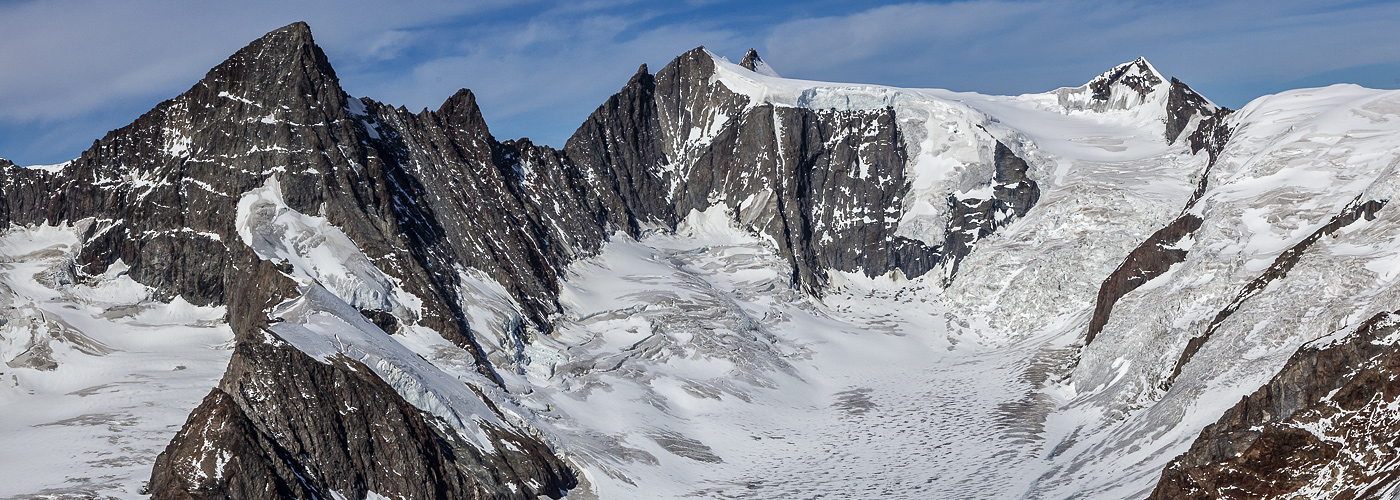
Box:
[350,9,741,141]
[760,0,1400,101]
[1,0,1397,165]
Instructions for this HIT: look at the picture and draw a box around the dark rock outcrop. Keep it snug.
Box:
[575,47,1037,289]
[1086,214,1202,345]
[150,338,575,500]
[1170,77,1233,211]
[936,141,1040,282]
[1180,109,1233,211]
[1165,78,1224,145]
[1149,311,1400,499]
[149,388,306,500]
[561,64,676,234]
[148,248,575,499]
[669,101,924,290]
[739,49,764,72]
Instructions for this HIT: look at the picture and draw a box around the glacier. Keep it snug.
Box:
[3,22,1400,500]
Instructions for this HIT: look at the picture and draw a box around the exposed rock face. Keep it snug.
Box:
[151,342,575,500]
[1055,57,1165,113]
[572,48,1037,289]
[561,64,676,235]
[1180,107,1233,210]
[148,242,576,499]
[1092,58,1162,102]
[1149,311,1400,499]
[937,141,1041,282]
[1165,78,1224,144]
[149,388,305,500]
[1086,214,1201,345]
[351,86,638,335]
[670,101,924,289]
[739,49,763,71]
[0,21,352,309]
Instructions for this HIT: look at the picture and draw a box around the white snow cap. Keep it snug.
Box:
[1052,57,1171,113]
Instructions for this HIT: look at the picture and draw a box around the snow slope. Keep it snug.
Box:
[1036,84,1400,498]
[0,222,232,499]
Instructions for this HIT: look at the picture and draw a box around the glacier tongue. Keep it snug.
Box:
[489,209,1069,498]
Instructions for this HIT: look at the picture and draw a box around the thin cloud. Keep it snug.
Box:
[0,0,518,122]
[1,0,1397,165]
[366,21,738,143]
[761,0,1400,98]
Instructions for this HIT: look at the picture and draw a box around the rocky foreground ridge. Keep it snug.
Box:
[4,21,1400,499]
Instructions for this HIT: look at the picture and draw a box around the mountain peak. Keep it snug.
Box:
[265,21,313,43]
[435,88,491,140]
[1089,57,1166,102]
[185,21,345,115]
[739,49,762,71]
[737,48,780,77]
[1049,57,1170,115]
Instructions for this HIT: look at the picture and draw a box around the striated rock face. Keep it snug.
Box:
[560,64,676,235]
[151,346,575,500]
[1149,311,1400,499]
[149,388,305,500]
[0,21,352,309]
[669,101,926,290]
[1165,78,1225,144]
[571,47,1038,290]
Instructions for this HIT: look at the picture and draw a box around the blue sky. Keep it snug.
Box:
[2,0,1399,166]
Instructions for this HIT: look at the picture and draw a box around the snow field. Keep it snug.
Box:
[0,222,232,499]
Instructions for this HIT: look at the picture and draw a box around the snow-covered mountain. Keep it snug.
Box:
[3,21,1400,499]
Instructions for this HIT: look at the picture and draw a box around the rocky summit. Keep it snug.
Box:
[3,21,1400,499]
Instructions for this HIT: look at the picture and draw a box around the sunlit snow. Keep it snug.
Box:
[6,51,1400,499]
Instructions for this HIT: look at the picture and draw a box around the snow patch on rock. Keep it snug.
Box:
[235,176,421,318]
